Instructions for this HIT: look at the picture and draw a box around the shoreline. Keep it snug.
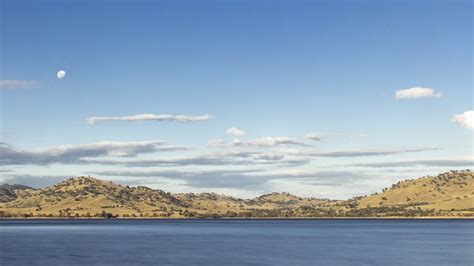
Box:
[1,216,473,220]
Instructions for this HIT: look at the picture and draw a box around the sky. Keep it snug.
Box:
[0,0,472,199]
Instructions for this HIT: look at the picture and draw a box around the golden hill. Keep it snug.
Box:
[0,184,34,203]
[354,170,474,216]
[0,170,472,218]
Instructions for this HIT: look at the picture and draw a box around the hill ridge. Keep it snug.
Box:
[0,170,472,218]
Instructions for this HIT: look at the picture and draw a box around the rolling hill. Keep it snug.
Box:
[0,170,472,218]
[0,184,34,203]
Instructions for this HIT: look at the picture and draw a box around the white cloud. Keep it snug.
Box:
[232,138,242,145]
[452,111,474,130]
[395,87,441,99]
[343,158,474,168]
[0,140,187,165]
[0,80,37,89]
[86,114,213,124]
[86,149,305,168]
[252,137,307,147]
[234,136,309,147]
[207,139,227,147]
[225,127,246,137]
[266,177,378,199]
[285,147,438,158]
[52,141,172,157]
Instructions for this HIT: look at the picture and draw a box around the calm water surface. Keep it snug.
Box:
[0,219,473,265]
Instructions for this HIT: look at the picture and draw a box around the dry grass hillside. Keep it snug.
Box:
[0,184,34,203]
[0,170,472,218]
[0,176,331,218]
[353,170,473,216]
[0,177,187,218]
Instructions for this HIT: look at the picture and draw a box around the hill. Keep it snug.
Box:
[0,184,35,203]
[351,170,474,217]
[0,170,472,218]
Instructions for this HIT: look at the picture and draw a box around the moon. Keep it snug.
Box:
[57,70,66,79]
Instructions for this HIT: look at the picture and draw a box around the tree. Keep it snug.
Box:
[101,210,116,219]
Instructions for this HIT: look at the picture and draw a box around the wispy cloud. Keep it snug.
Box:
[0,174,67,188]
[234,136,310,147]
[209,136,311,148]
[0,80,38,89]
[86,114,213,124]
[343,158,474,168]
[304,132,326,141]
[0,141,187,165]
[85,150,307,168]
[94,169,271,190]
[452,111,474,130]
[225,127,246,137]
[83,146,437,169]
[208,139,228,147]
[293,147,439,158]
[395,87,441,99]
[92,168,368,190]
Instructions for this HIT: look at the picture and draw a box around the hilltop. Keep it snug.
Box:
[0,170,472,218]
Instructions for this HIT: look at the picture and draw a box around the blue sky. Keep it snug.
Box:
[1,0,472,198]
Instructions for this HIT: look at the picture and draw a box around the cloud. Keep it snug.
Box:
[86,150,308,168]
[234,136,309,147]
[225,127,246,137]
[452,111,474,130]
[84,146,435,168]
[266,175,379,199]
[208,139,228,147]
[395,87,441,99]
[0,141,186,166]
[344,158,474,168]
[0,139,438,171]
[210,136,310,147]
[93,168,269,189]
[92,168,368,191]
[0,80,38,89]
[0,174,67,188]
[304,132,325,141]
[288,147,439,158]
[86,114,213,124]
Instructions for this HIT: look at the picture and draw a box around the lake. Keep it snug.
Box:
[0,219,473,265]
